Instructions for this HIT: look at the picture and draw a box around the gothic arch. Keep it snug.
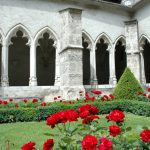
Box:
[82,30,93,85]
[114,35,126,50]
[6,24,32,46]
[139,35,150,49]
[114,35,127,81]
[6,24,31,86]
[95,33,111,84]
[34,26,58,48]
[82,30,93,50]
[95,32,112,50]
[35,26,58,86]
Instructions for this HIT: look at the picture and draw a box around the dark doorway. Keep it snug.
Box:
[96,38,109,84]
[9,30,30,86]
[143,39,150,83]
[82,37,91,85]
[115,40,126,81]
[36,32,56,86]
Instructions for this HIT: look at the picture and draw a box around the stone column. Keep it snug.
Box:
[29,41,37,86]
[55,48,61,86]
[125,20,141,81]
[1,41,9,86]
[59,8,84,99]
[92,45,98,86]
[139,48,146,85]
[109,45,117,85]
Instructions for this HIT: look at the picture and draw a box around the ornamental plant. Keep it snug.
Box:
[20,104,150,149]
[113,67,144,100]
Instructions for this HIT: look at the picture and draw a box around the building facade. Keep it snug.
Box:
[0,0,150,100]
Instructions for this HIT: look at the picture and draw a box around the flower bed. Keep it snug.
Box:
[20,104,150,150]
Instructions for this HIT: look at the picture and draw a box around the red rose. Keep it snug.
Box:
[85,91,89,97]
[85,96,95,102]
[148,87,150,92]
[46,109,79,128]
[109,125,121,137]
[15,103,19,108]
[109,94,114,99]
[78,104,91,113]
[9,98,13,102]
[148,95,150,99]
[106,110,125,123]
[100,137,113,148]
[78,104,98,118]
[23,99,28,103]
[58,96,61,98]
[90,106,98,115]
[98,144,106,150]
[101,97,105,102]
[143,93,147,96]
[0,100,2,104]
[21,141,36,150]
[43,139,54,150]
[82,135,98,150]
[32,99,38,103]
[41,102,47,106]
[140,129,150,143]
[91,90,102,95]
[82,115,99,124]
[3,101,8,105]
[80,110,90,119]
[104,95,109,99]
[54,97,57,100]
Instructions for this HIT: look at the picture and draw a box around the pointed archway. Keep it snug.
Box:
[115,37,126,82]
[35,27,57,86]
[8,30,30,86]
[96,34,110,84]
[140,37,150,83]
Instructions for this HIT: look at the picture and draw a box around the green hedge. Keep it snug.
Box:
[0,100,150,123]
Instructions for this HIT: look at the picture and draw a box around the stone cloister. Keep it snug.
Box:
[0,0,150,100]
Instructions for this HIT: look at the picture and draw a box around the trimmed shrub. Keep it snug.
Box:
[0,100,150,123]
[113,67,144,99]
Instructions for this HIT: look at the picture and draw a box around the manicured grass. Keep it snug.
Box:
[0,113,150,150]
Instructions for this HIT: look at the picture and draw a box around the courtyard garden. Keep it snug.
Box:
[0,68,150,150]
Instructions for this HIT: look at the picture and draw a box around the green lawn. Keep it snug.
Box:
[0,113,150,150]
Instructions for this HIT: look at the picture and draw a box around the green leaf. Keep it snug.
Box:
[61,137,75,144]
[142,126,149,130]
[126,127,132,131]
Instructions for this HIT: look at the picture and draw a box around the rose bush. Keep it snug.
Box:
[21,104,150,150]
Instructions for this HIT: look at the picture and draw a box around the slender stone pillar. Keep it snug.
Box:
[59,8,84,99]
[109,45,117,85]
[1,41,9,86]
[29,41,37,86]
[91,44,98,87]
[125,20,141,81]
[55,49,61,86]
[139,49,146,85]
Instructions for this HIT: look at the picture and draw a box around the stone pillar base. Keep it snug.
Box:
[109,77,117,85]
[1,76,9,87]
[29,77,37,86]
[60,86,85,100]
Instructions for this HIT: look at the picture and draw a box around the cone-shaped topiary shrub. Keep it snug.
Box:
[113,67,144,100]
